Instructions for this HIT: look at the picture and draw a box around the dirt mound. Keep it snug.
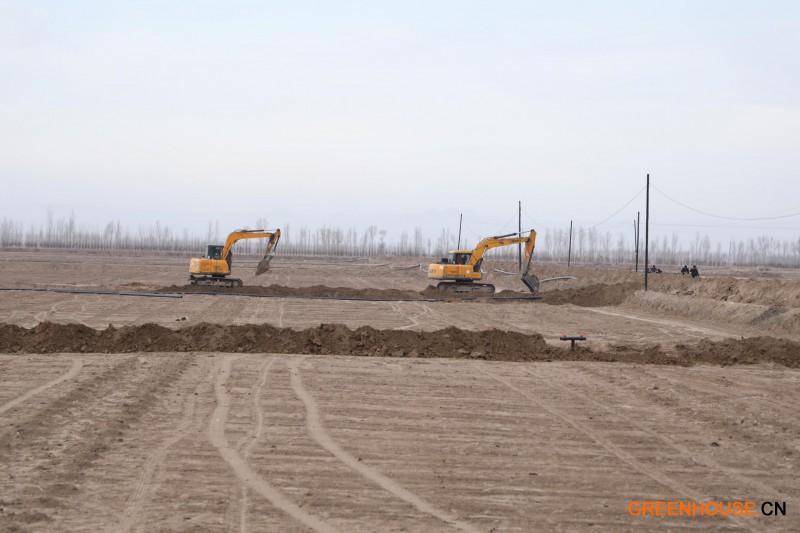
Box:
[524,264,800,308]
[537,282,639,307]
[623,291,800,337]
[0,322,556,360]
[2,322,799,367]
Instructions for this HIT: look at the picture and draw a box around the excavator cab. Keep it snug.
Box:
[206,245,224,260]
[445,252,472,265]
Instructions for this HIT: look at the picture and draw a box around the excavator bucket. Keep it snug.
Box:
[255,255,272,276]
[521,274,540,293]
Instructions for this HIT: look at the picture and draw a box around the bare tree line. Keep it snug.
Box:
[1,214,799,268]
[536,226,800,268]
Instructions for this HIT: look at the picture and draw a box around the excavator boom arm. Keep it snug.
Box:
[469,230,536,271]
[471,230,538,292]
[220,229,281,260]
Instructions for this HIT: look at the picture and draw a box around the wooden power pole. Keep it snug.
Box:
[567,220,573,267]
[635,211,640,272]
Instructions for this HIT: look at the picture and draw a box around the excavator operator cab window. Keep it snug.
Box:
[448,253,471,265]
[206,245,224,260]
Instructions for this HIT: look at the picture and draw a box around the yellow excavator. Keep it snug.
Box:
[427,230,539,294]
[189,229,281,288]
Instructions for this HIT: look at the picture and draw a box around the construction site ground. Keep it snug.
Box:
[1,250,798,531]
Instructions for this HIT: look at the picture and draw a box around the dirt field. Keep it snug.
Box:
[1,250,799,531]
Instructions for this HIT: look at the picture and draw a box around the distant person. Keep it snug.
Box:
[690,265,700,278]
[681,265,690,275]
[649,265,662,274]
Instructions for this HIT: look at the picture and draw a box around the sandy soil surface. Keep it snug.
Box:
[1,354,799,532]
[1,250,799,531]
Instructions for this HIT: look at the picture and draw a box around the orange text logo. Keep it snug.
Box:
[628,501,786,517]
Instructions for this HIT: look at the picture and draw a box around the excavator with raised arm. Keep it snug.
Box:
[189,229,281,288]
[427,230,539,295]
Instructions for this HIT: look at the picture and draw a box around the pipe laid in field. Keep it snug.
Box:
[0,287,183,298]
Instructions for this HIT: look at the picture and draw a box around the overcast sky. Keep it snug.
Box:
[2,1,799,244]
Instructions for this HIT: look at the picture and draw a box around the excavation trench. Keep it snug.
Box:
[1,322,798,368]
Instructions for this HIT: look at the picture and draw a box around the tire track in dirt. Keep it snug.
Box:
[551,367,795,504]
[565,365,798,514]
[287,358,480,533]
[483,364,761,533]
[0,355,194,528]
[277,299,285,328]
[208,355,336,533]
[35,293,81,322]
[119,360,214,533]
[0,356,136,451]
[0,357,82,416]
[395,301,440,331]
[480,369,703,503]
[391,301,419,330]
[634,365,799,415]
[239,358,276,533]
[580,307,734,338]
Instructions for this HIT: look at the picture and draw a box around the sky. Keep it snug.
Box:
[2,0,799,245]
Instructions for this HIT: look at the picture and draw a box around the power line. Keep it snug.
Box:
[652,185,800,221]
[521,209,542,228]
[652,222,800,230]
[591,186,646,228]
[461,224,487,240]
[465,211,518,235]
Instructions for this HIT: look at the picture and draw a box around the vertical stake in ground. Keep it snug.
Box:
[457,213,462,249]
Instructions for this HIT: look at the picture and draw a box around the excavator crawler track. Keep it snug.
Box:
[190,276,244,288]
[436,281,496,295]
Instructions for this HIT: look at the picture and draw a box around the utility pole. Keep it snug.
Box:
[518,201,522,270]
[634,211,640,272]
[457,213,463,249]
[644,174,650,291]
[567,220,573,267]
